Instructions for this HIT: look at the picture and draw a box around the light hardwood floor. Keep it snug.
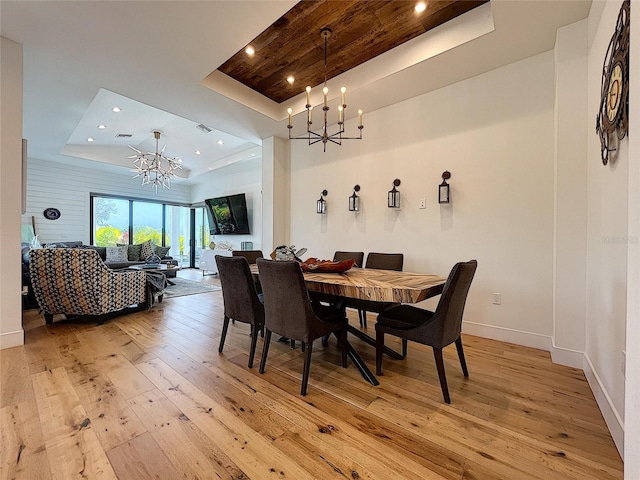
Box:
[2,269,623,479]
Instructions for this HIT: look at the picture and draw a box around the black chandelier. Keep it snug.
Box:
[287,28,363,152]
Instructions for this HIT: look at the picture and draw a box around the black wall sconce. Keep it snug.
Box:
[317,189,328,214]
[349,185,360,211]
[439,171,451,204]
[388,179,401,208]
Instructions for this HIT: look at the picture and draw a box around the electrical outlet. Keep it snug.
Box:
[419,198,426,209]
[492,293,501,305]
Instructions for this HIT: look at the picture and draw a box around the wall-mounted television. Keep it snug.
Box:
[205,193,251,235]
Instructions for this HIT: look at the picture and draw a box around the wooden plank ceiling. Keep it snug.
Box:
[217,0,489,104]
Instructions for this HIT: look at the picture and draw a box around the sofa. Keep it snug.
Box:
[29,248,151,324]
[21,240,177,309]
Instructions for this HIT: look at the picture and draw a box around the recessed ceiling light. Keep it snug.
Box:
[287,76,295,84]
[245,45,255,56]
[195,150,201,155]
[87,137,94,142]
[217,140,224,145]
[97,124,107,129]
[415,2,427,13]
[112,107,121,113]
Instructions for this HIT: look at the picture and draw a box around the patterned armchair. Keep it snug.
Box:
[29,248,149,324]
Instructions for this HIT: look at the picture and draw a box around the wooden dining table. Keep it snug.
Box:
[250,264,447,385]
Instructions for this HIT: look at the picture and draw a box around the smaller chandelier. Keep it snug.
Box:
[128,130,182,192]
[287,28,363,152]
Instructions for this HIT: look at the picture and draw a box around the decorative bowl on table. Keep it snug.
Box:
[300,258,355,273]
[144,254,162,267]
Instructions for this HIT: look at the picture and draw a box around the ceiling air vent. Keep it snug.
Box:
[195,124,213,134]
[115,133,133,138]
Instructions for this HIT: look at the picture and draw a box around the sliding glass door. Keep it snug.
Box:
[91,195,209,268]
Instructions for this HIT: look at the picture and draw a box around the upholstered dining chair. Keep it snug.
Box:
[375,260,478,404]
[257,258,348,396]
[333,251,364,267]
[348,252,404,328]
[215,255,265,368]
[232,249,264,294]
[232,250,264,264]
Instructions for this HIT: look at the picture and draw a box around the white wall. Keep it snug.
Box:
[624,0,640,472]
[261,137,290,255]
[190,156,262,251]
[290,51,556,347]
[584,0,629,454]
[24,158,191,245]
[553,19,588,367]
[0,37,25,349]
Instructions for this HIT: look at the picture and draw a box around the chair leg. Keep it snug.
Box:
[358,309,364,327]
[455,337,469,378]
[44,314,54,325]
[375,330,385,375]
[340,327,348,368]
[290,339,296,349]
[218,315,230,354]
[259,330,272,374]
[362,310,368,328]
[301,342,305,353]
[433,348,450,404]
[402,338,408,358]
[301,340,313,396]
[247,322,260,369]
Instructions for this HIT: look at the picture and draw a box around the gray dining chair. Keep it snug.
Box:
[232,250,264,264]
[257,258,348,396]
[232,249,264,294]
[333,251,364,267]
[347,252,404,328]
[216,255,265,368]
[375,260,477,404]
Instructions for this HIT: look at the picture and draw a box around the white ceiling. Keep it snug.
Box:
[1,0,592,185]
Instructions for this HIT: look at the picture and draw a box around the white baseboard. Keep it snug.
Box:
[0,329,24,350]
[550,344,584,369]
[583,354,625,458]
[462,321,624,458]
[462,321,552,351]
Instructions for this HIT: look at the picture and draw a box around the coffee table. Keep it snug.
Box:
[129,264,179,285]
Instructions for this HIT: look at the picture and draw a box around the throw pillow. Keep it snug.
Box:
[154,245,171,259]
[140,240,153,260]
[118,243,142,261]
[106,245,128,262]
[82,245,107,260]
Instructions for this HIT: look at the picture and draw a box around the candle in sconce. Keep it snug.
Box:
[338,105,343,123]
[358,109,363,126]
[340,87,346,106]
[308,106,313,123]
[305,86,311,106]
[322,86,328,107]
[287,108,292,127]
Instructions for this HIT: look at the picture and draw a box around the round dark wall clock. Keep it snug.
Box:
[43,208,61,220]
[596,0,630,165]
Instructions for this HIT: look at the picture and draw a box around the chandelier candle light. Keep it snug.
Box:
[287,28,363,152]
[128,130,183,192]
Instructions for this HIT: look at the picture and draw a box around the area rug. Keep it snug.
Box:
[162,277,221,299]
